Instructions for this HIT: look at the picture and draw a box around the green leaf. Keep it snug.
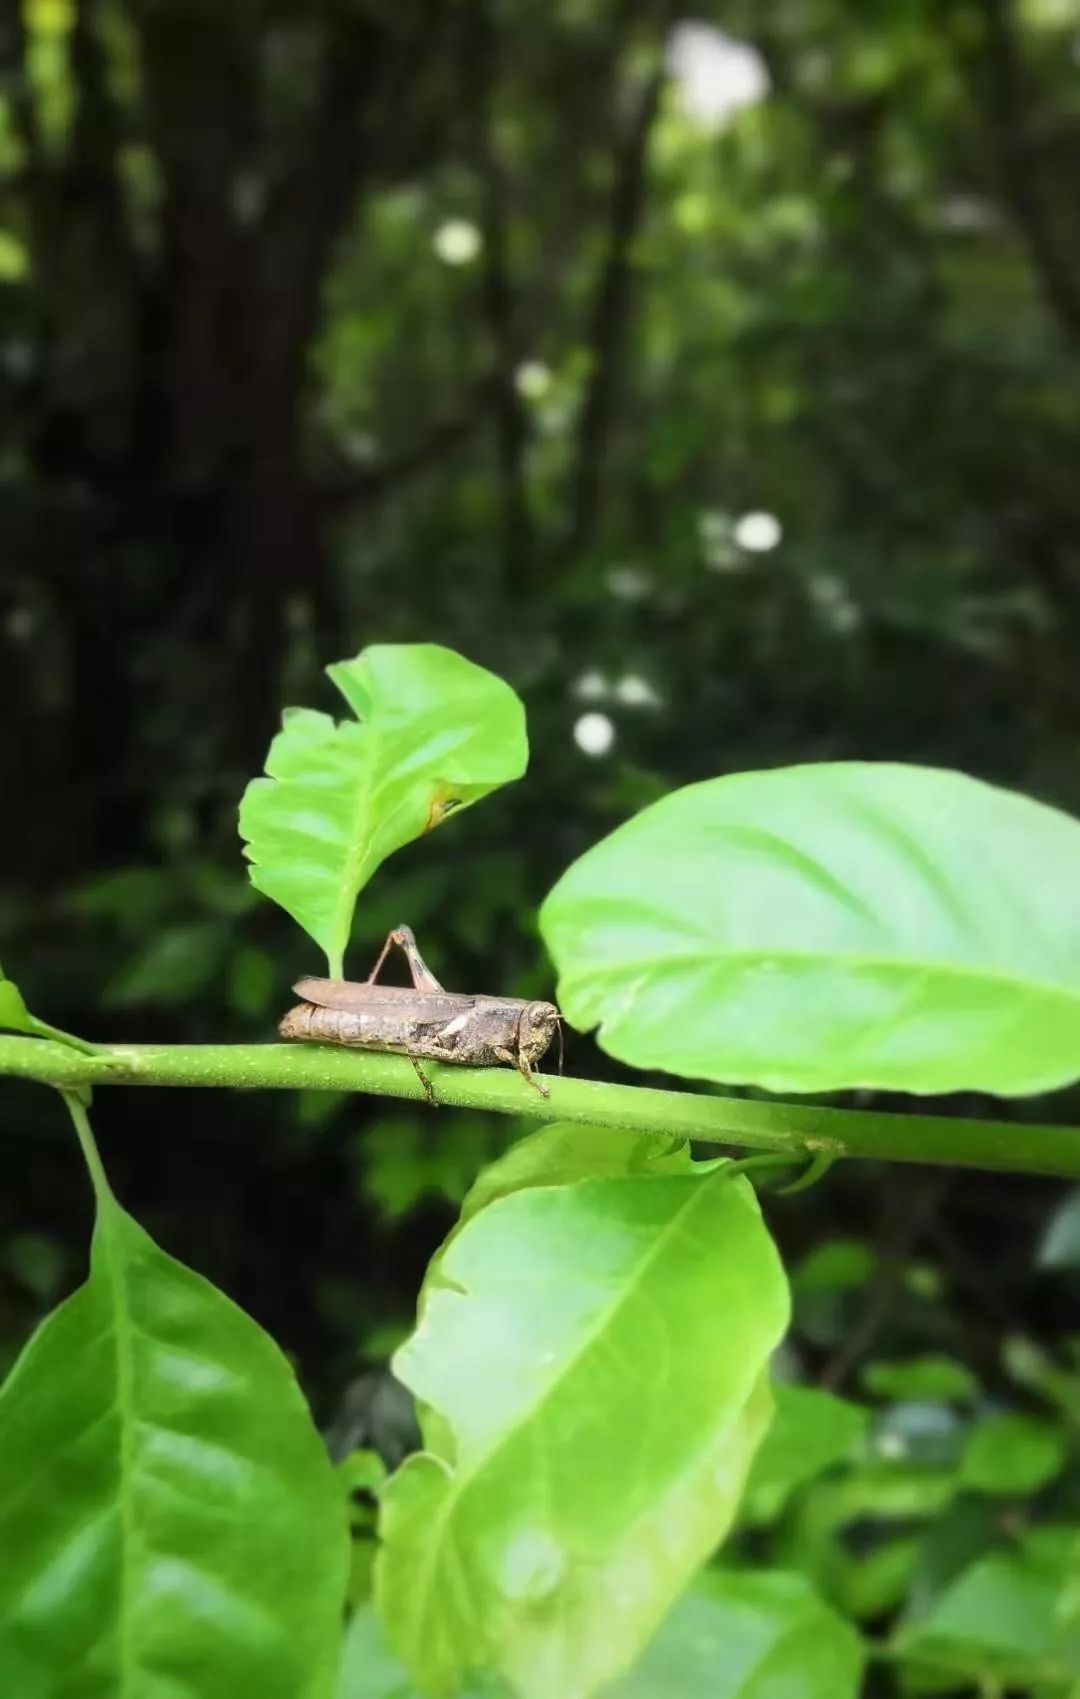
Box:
[0,960,98,1055]
[605,1570,864,1699]
[960,1414,1067,1496]
[0,960,34,1035]
[376,1166,789,1699]
[0,1102,350,1699]
[336,1607,496,1699]
[359,1115,509,1222]
[792,1239,877,1293]
[540,762,1080,1095]
[862,1356,979,1404]
[742,1382,869,1525]
[240,645,528,974]
[458,1121,694,1227]
[896,1554,1074,1688]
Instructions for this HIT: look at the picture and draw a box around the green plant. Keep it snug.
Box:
[3,643,1079,1699]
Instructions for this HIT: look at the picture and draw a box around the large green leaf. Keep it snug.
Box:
[240,645,527,974]
[376,1164,789,1699]
[0,1104,349,1699]
[540,762,1080,1095]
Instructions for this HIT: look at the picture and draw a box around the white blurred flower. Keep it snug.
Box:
[573,669,609,701]
[433,219,481,265]
[876,1432,908,1460]
[515,361,552,400]
[666,24,769,130]
[808,572,862,634]
[614,673,661,709]
[734,511,782,552]
[574,712,616,757]
[699,509,744,573]
[606,565,652,602]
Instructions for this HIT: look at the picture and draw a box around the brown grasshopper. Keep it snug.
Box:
[279,925,561,1103]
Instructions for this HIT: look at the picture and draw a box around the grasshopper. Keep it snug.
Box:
[279,925,561,1103]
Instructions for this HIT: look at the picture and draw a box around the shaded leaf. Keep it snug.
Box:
[339,1571,864,1699]
[960,1414,1066,1496]
[0,1111,350,1699]
[862,1356,979,1404]
[240,645,527,974]
[336,1607,495,1699]
[540,763,1080,1094]
[607,1569,864,1699]
[742,1383,869,1526]
[376,1167,789,1698]
[896,1553,1075,1689]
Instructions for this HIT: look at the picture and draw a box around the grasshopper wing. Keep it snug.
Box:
[292,977,475,1021]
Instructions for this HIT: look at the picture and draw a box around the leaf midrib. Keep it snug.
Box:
[97,1202,141,1697]
[404,1170,770,1662]
[326,713,382,977]
[565,944,1080,1010]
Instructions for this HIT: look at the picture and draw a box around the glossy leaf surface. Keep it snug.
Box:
[541,762,1080,1095]
[0,1119,349,1699]
[376,1163,789,1698]
[240,645,527,974]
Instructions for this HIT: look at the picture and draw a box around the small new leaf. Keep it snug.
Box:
[0,960,98,1056]
[239,645,528,975]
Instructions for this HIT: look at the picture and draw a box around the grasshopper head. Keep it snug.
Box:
[519,1000,561,1066]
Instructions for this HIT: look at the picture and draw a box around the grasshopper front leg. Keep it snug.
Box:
[494,1045,550,1099]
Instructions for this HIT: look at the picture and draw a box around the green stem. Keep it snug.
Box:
[60,1088,111,1203]
[4,1035,1080,1177]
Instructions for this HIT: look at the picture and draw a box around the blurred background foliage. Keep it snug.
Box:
[3,0,1080,1688]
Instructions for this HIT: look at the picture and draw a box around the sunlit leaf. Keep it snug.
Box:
[376,1166,789,1698]
[541,763,1080,1095]
[458,1120,694,1227]
[240,645,527,975]
[0,1108,350,1698]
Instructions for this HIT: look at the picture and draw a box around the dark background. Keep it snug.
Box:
[2,0,1079,1485]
